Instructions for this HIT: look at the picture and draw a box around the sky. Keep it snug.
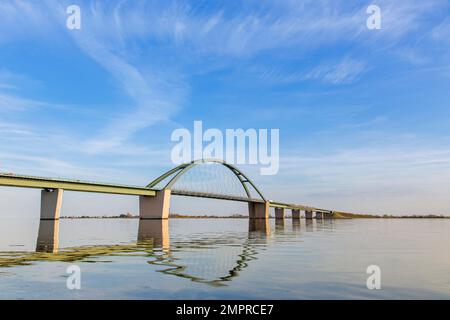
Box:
[1,0,450,217]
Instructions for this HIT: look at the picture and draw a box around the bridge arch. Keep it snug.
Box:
[140,159,270,220]
[147,159,266,203]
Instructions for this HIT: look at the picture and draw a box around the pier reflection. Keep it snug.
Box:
[138,219,170,251]
[316,218,324,231]
[36,219,60,253]
[248,219,271,237]
[323,218,334,231]
[275,219,285,234]
[292,219,301,232]
[305,219,314,232]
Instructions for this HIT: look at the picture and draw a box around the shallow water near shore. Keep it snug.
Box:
[0,217,449,299]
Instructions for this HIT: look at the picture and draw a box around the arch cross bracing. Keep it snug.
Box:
[147,159,266,203]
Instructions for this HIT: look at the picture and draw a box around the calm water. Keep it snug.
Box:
[0,217,449,299]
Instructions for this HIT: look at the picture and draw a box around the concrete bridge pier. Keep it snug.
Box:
[275,207,285,220]
[249,201,269,219]
[316,212,323,219]
[305,211,313,219]
[139,189,171,219]
[292,209,300,219]
[40,189,64,220]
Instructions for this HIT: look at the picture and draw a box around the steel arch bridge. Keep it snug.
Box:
[147,159,267,203]
[0,158,334,220]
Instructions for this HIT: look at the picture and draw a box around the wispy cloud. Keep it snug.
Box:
[340,116,387,129]
[0,121,34,138]
[0,92,50,111]
[80,0,447,57]
[303,57,367,84]
[0,0,58,43]
[73,36,185,153]
[92,0,365,56]
[0,1,187,153]
[431,18,450,45]
[57,2,187,153]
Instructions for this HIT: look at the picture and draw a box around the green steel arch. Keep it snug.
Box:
[147,159,266,202]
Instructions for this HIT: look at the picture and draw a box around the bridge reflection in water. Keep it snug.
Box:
[26,218,332,286]
[36,219,60,253]
[137,219,170,251]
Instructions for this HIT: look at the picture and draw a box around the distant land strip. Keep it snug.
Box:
[60,212,450,219]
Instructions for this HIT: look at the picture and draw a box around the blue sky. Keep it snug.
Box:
[1,0,450,216]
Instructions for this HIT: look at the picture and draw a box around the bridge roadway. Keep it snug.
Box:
[0,172,333,219]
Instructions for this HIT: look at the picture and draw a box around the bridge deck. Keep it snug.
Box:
[172,191,330,212]
[268,201,332,213]
[171,190,265,203]
[0,173,155,196]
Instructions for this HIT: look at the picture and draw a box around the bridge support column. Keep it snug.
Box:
[305,211,313,219]
[248,201,269,219]
[323,211,333,219]
[316,212,323,219]
[292,209,300,219]
[139,189,171,219]
[275,207,285,220]
[40,189,64,220]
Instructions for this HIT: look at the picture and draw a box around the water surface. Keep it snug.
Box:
[0,217,449,299]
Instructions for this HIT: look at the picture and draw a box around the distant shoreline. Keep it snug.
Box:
[60,212,450,219]
[332,211,449,219]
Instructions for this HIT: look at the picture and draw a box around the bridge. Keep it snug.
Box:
[0,159,333,221]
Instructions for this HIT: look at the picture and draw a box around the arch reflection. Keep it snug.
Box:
[147,219,271,286]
